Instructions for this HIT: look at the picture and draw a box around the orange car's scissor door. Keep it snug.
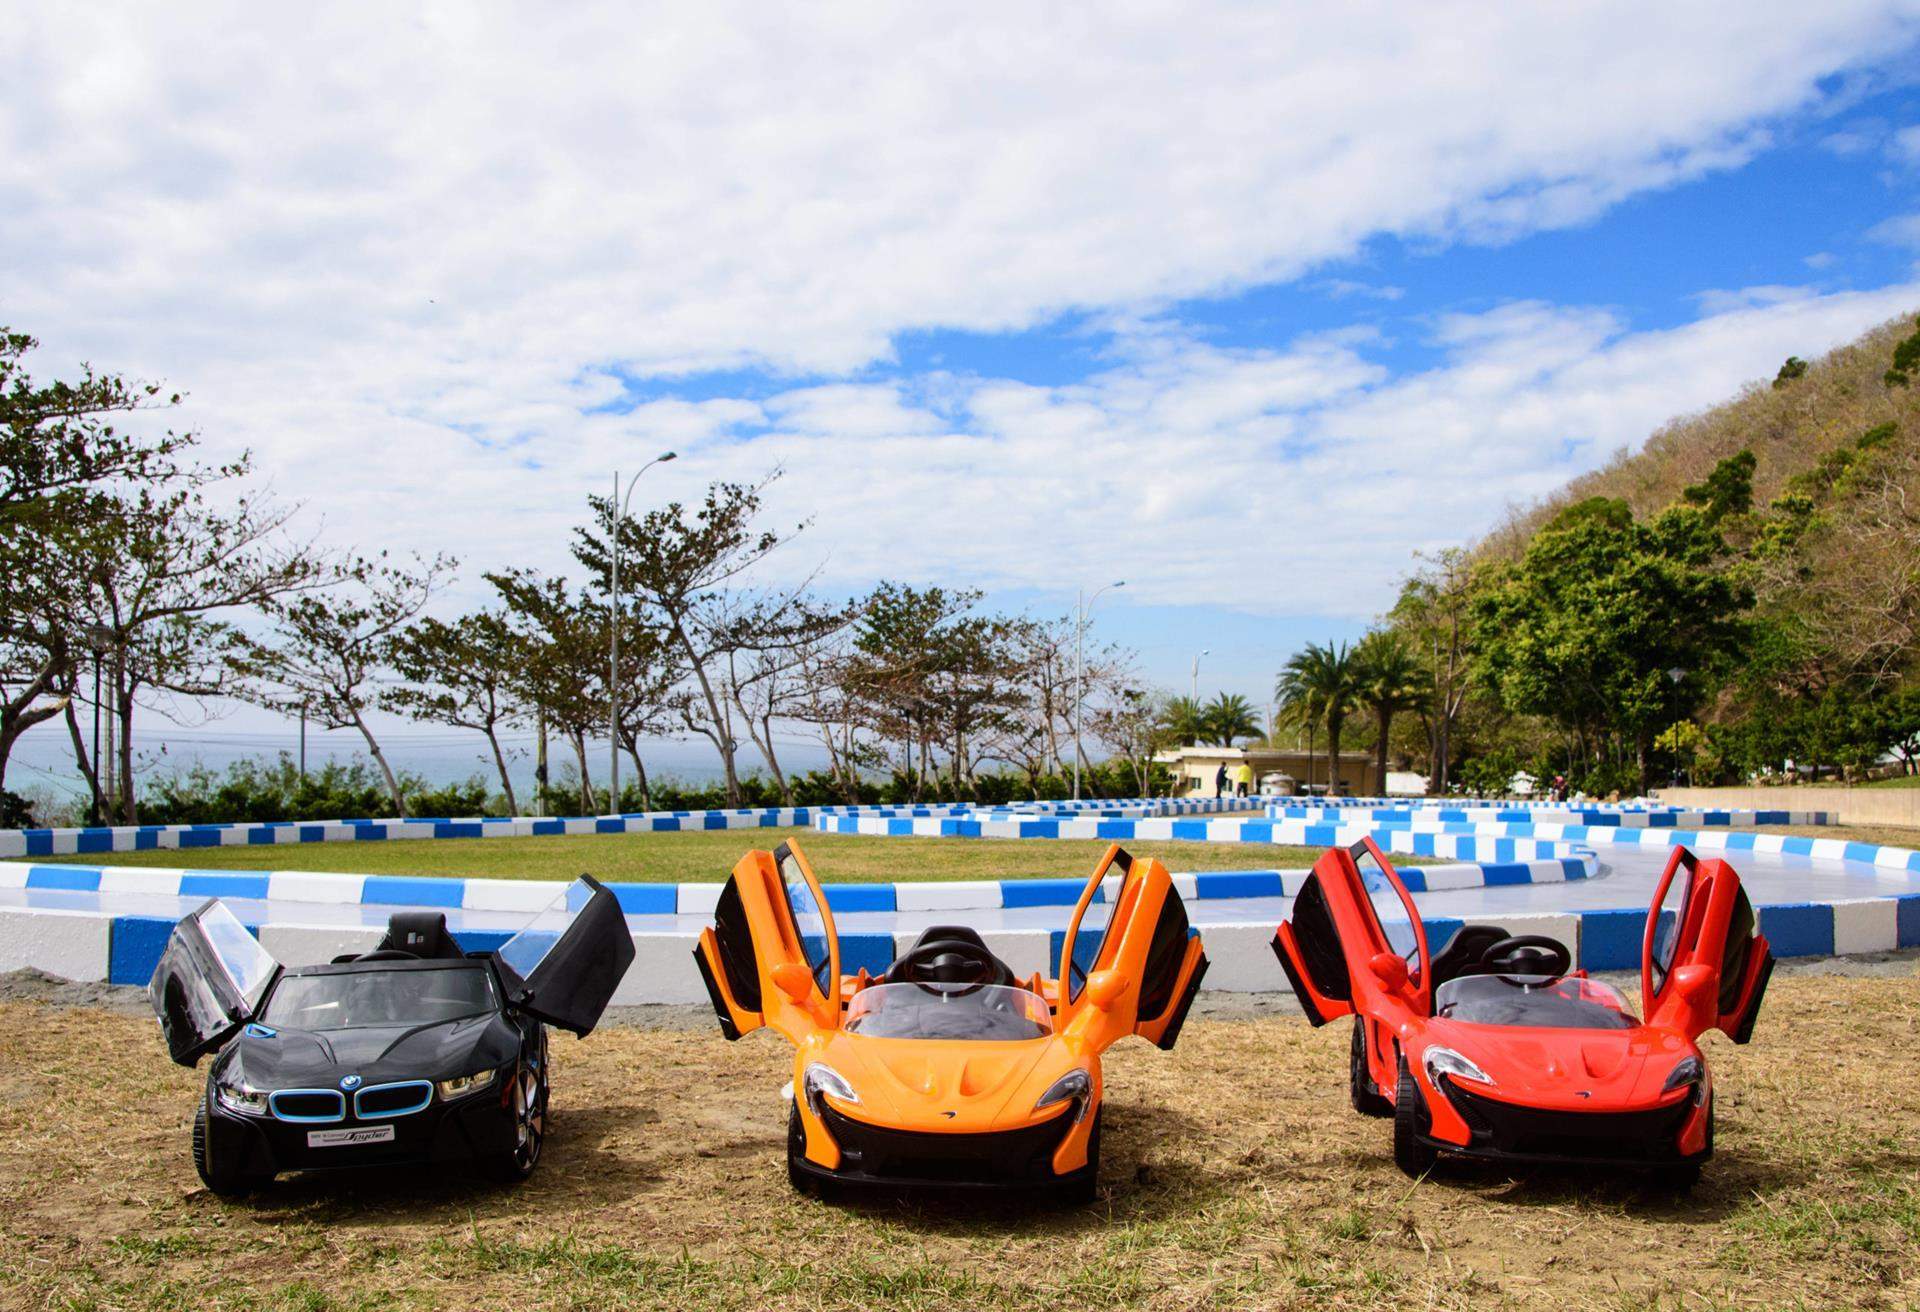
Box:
[1055,845,1209,1053]
[1641,846,1773,1043]
[1271,838,1432,1026]
[694,838,841,1044]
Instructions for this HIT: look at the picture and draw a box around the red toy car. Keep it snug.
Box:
[1271,839,1772,1187]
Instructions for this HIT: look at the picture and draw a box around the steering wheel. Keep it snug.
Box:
[883,939,1010,997]
[1477,935,1571,980]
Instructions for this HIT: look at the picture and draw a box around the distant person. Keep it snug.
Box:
[1214,764,1228,798]
[1233,761,1252,797]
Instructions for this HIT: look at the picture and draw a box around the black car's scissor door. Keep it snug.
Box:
[1056,845,1210,1052]
[496,875,636,1037]
[693,839,840,1043]
[149,899,281,1066]
[1271,838,1432,1026]
[1641,846,1773,1043]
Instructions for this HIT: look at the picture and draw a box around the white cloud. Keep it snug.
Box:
[1890,124,1920,163]
[1867,211,1920,247]
[2,4,1919,629]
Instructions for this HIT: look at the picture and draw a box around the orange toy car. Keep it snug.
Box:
[694,839,1208,1201]
[1272,839,1772,1187]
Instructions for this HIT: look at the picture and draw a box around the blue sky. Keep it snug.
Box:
[6,5,1920,787]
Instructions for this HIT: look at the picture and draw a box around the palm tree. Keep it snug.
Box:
[1353,631,1427,796]
[1159,695,1206,746]
[1202,692,1261,746]
[1276,641,1357,793]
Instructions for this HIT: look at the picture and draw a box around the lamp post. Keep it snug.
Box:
[1190,649,1209,709]
[1072,581,1124,801]
[609,451,677,809]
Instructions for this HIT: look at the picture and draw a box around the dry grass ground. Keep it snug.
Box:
[1,969,1915,1311]
[29,828,1428,883]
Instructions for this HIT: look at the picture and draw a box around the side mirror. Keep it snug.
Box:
[771,962,814,1004]
[1670,963,1715,1003]
[1368,952,1409,993]
[1084,968,1130,1011]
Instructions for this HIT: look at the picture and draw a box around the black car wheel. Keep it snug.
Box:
[1392,1058,1437,1178]
[193,1103,268,1198]
[1349,1018,1394,1118]
[483,1064,547,1184]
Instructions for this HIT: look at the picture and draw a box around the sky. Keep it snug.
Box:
[6,3,1920,791]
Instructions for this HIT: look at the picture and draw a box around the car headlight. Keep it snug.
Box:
[1034,1069,1093,1123]
[802,1063,859,1118]
[1661,1056,1704,1102]
[436,1069,499,1100]
[1425,1046,1493,1087]
[215,1078,269,1116]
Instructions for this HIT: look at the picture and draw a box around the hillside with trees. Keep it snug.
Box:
[1346,311,1920,795]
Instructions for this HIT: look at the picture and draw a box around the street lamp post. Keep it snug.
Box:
[609,451,677,810]
[1072,581,1124,801]
[1190,649,1209,708]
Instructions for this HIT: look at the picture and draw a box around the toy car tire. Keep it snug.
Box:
[192,1103,268,1198]
[481,1064,547,1185]
[1349,1019,1393,1118]
[1392,1058,1437,1178]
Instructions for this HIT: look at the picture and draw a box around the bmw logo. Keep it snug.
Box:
[340,1074,363,1091]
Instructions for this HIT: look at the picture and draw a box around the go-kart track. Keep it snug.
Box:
[1,797,1915,1003]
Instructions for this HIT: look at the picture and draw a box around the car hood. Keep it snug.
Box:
[804,1031,1081,1131]
[1422,1019,1701,1111]
[217,1012,517,1091]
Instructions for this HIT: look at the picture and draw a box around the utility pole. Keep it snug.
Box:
[1072,581,1124,801]
[609,451,676,809]
[298,702,307,782]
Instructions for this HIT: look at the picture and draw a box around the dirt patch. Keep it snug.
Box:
[0,967,152,1016]
[0,972,1916,1310]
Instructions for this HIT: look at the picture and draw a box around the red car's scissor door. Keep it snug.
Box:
[694,838,840,1044]
[1272,838,1432,1026]
[1056,845,1210,1052]
[1641,846,1773,1043]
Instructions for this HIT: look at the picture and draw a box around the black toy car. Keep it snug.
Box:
[148,875,634,1195]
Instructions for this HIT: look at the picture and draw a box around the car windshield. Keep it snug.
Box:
[844,983,1052,1042]
[263,966,496,1030]
[1434,975,1637,1030]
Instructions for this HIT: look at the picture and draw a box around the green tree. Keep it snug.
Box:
[1472,496,1749,791]
[1884,316,1920,388]
[386,609,527,814]
[1158,695,1206,747]
[1201,692,1261,745]
[1276,641,1357,793]
[1353,631,1426,794]
[242,554,454,817]
[573,475,805,805]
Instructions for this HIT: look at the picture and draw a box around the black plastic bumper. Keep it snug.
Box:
[202,1085,519,1177]
[1433,1078,1706,1168]
[802,1103,1083,1190]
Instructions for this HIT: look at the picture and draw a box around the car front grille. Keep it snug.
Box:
[268,1089,346,1123]
[1443,1080,1695,1162]
[353,1080,435,1119]
[817,1104,1073,1182]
